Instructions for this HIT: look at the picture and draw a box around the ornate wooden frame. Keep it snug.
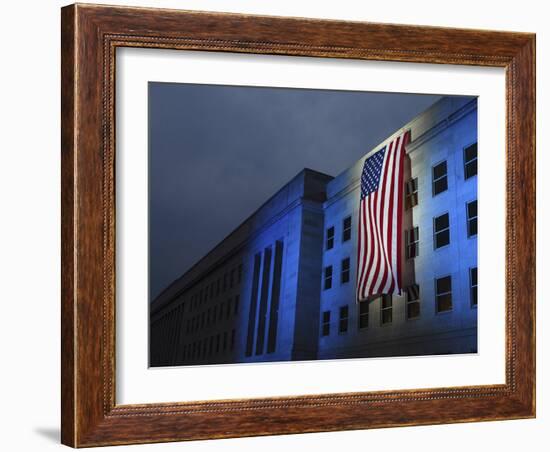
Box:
[61,3,536,447]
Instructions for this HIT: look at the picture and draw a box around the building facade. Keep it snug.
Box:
[150,96,478,367]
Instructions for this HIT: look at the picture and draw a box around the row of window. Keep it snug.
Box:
[186,264,243,312]
[321,268,477,336]
[323,257,351,290]
[406,199,477,257]
[180,328,236,363]
[185,295,240,336]
[431,142,478,197]
[326,216,352,250]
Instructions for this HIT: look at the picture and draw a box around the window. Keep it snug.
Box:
[230,269,235,288]
[339,306,349,333]
[406,284,420,319]
[234,294,239,315]
[432,161,448,196]
[223,273,227,292]
[405,178,418,209]
[230,329,236,350]
[470,267,478,307]
[436,276,453,312]
[358,301,369,329]
[324,265,333,290]
[326,226,335,250]
[467,200,478,237]
[342,216,352,242]
[321,311,331,336]
[464,142,478,179]
[341,257,350,284]
[406,226,419,258]
[434,213,450,249]
[380,295,393,324]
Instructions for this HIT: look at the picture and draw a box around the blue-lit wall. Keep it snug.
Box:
[318,96,478,359]
[150,96,478,367]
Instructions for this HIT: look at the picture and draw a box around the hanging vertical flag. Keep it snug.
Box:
[356,130,411,302]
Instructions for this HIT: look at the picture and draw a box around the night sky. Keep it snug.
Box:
[149,82,441,300]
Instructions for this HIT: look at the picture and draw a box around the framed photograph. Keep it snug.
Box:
[61,3,535,447]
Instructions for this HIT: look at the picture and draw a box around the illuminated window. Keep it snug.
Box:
[380,295,393,324]
[324,266,333,290]
[406,226,419,258]
[467,200,478,237]
[470,267,478,307]
[405,177,418,209]
[432,161,448,196]
[342,216,352,242]
[434,213,450,249]
[436,276,453,312]
[326,226,335,250]
[321,311,331,336]
[464,142,478,179]
[406,284,420,319]
[341,257,350,284]
[339,306,349,333]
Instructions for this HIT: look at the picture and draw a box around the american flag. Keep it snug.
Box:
[356,130,410,302]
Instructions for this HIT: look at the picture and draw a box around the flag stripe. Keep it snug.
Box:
[356,130,410,302]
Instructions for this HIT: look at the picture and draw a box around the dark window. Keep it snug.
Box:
[380,295,393,324]
[230,329,236,351]
[341,257,350,284]
[406,284,420,319]
[230,269,235,288]
[321,311,331,336]
[464,142,478,179]
[326,226,335,250]
[212,306,217,325]
[405,178,418,209]
[467,200,478,237]
[206,308,211,326]
[216,278,220,295]
[234,295,239,315]
[432,161,448,196]
[406,226,419,258]
[434,213,450,249]
[226,299,231,319]
[358,301,369,329]
[223,273,227,292]
[216,334,220,353]
[339,306,349,333]
[470,267,478,307]
[324,266,333,290]
[223,331,228,351]
[219,301,224,321]
[237,264,243,284]
[342,216,352,242]
[436,276,453,312]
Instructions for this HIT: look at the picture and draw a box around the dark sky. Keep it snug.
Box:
[149,82,441,299]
